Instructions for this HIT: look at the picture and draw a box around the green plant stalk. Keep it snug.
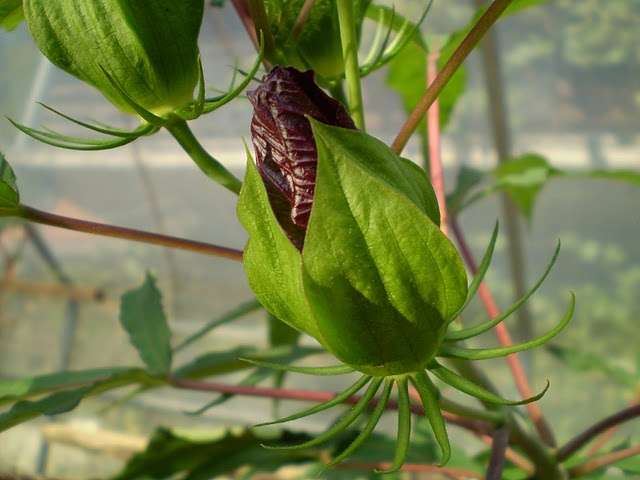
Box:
[336,0,365,130]
[166,120,242,194]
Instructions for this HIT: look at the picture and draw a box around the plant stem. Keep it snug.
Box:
[450,216,557,447]
[568,445,640,478]
[166,120,242,194]
[19,206,243,262]
[587,394,640,456]
[557,404,640,461]
[336,0,366,130]
[486,425,510,480]
[391,0,516,154]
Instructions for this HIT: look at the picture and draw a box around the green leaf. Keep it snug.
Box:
[120,274,172,375]
[0,0,23,31]
[0,369,156,433]
[237,151,320,340]
[303,121,467,374]
[504,0,549,15]
[0,152,20,213]
[173,345,321,379]
[546,345,636,388]
[0,367,133,406]
[494,153,558,221]
[113,427,315,480]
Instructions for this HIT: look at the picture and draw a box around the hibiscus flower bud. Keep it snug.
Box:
[248,67,355,249]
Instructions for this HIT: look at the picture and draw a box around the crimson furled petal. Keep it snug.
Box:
[248,66,356,250]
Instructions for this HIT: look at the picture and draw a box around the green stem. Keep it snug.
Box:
[166,120,242,194]
[336,0,365,130]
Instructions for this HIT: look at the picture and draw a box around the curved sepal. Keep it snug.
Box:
[239,358,354,376]
[440,292,575,360]
[237,151,321,341]
[302,120,467,375]
[446,240,561,341]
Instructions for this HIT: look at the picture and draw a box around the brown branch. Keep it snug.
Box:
[486,425,510,480]
[2,280,107,302]
[170,377,494,436]
[557,404,640,461]
[391,0,516,154]
[587,395,640,456]
[337,462,483,479]
[568,444,640,478]
[19,206,243,262]
[450,217,556,446]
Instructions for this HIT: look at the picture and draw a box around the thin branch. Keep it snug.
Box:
[587,395,640,456]
[391,0,516,154]
[427,50,448,235]
[486,425,510,480]
[450,217,556,446]
[230,0,258,48]
[2,280,107,303]
[337,462,483,479]
[568,444,640,478]
[557,404,640,461]
[170,377,495,435]
[19,206,243,262]
[292,0,317,39]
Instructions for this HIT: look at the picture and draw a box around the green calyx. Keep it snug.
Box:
[24,0,204,117]
[238,119,468,376]
[239,119,575,471]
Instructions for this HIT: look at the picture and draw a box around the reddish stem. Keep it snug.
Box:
[20,206,243,262]
[427,51,448,235]
[450,217,556,446]
[230,0,259,48]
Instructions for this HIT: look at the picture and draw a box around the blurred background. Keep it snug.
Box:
[0,0,639,478]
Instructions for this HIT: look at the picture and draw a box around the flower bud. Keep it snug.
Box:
[23,0,204,117]
[248,67,355,249]
[240,67,467,377]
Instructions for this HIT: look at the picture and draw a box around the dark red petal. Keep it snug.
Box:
[249,67,355,249]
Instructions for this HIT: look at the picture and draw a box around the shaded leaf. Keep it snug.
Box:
[0,152,20,212]
[447,166,486,214]
[0,369,157,433]
[120,274,172,375]
[113,427,314,480]
[173,345,322,379]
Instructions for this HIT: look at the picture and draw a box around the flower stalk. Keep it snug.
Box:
[336,0,366,130]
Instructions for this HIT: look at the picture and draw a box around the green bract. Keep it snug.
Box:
[263,0,369,79]
[239,120,574,469]
[23,0,204,116]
